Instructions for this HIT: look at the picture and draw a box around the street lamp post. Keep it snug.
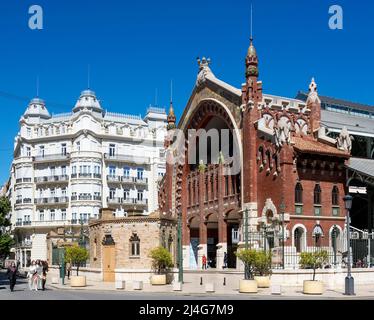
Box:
[344,195,355,295]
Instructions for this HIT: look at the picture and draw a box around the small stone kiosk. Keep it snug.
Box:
[89,208,177,283]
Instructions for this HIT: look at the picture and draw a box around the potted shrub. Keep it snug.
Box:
[236,249,258,293]
[149,246,173,285]
[65,245,89,287]
[299,250,329,295]
[254,250,272,288]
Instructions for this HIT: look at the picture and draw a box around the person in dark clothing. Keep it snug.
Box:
[42,261,49,291]
[223,252,228,269]
[7,262,18,292]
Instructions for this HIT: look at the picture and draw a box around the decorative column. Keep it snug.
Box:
[217,164,227,270]
[197,169,207,269]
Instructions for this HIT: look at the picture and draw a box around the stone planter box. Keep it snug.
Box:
[239,280,258,294]
[70,276,86,287]
[205,283,215,293]
[173,282,182,291]
[115,280,126,290]
[303,280,325,295]
[151,274,167,285]
[254,276,271,288]
[133,280,143,290]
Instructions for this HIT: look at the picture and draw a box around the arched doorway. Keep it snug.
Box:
[181,99,242,270]
[189,216,200,268]
[226,210,241,268]
[206,213,218,268]
[294,228,305,253]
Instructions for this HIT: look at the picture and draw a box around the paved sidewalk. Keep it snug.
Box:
[48,278,374,298]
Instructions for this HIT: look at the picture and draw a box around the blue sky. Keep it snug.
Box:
[0,0,373,184]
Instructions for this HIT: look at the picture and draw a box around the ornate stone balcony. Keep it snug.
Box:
[33,153,70,163]
[35,175,69,184]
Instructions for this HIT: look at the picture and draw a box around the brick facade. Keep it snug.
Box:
[89,209,176,273]
[158,41,351,270]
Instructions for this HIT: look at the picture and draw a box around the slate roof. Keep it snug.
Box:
[296,92,374,113]
[321,110,374,137]
[346,157,374,179]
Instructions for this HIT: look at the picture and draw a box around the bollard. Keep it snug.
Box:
[223,277,226,286]
[200,277,203,285]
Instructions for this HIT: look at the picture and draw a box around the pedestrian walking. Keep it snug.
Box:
[202,254,207,270]
[28,260,37,291]
[42,261,48,291]
[36,260,43,290]
[223,252,228,269]
[66,262,72,280]
[6,262,18,292]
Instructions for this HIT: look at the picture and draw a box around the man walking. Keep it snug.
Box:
[7,262,18,292]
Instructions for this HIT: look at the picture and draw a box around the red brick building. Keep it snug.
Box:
[158,38,351,270]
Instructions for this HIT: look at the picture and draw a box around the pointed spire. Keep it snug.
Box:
[167,80,176,131]
[245,3,259,79]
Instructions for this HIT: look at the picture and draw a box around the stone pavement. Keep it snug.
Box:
[48,278,374,298]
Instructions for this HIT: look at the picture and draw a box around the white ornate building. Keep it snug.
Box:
[9,89,167,266]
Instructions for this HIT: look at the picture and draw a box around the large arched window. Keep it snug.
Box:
[294,227,304,253]
[314,184,322,205]
[332,186,339,206]
[295,183,303,204]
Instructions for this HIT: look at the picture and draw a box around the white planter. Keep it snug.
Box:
[239,280,258,294]
[151,274,167,285]
[173,282,183,291]
[254,276,271,288]
[133,280,143,290]
[205,283,215,293]
[303,280,325,295]
[115,280,126,290]
[70,276,86,287]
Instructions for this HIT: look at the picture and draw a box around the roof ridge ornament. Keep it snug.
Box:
[196,57,213,87]
[306,77,321,105]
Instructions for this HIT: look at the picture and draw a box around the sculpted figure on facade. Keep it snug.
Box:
[337,126,353,153]
[274,117,291,148]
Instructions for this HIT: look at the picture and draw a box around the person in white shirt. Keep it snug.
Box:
[36,260,43,290]
[27,261,37,291]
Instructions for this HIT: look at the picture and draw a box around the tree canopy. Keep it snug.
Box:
[0,196,13,260]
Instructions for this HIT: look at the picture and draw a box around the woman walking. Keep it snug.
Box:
[36,260,43,290]
[28,260,37,291]
[41,261,48,291]
[6,262,18,292]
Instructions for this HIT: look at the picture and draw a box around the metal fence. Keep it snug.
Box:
[245,227,374,270]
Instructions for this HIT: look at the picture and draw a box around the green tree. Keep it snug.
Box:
[0,196,13,260]
[299,251,329,281]
[149,246,173,275]
[236,249,258,280]
[65,245,89,276]
[254,250,273,277]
